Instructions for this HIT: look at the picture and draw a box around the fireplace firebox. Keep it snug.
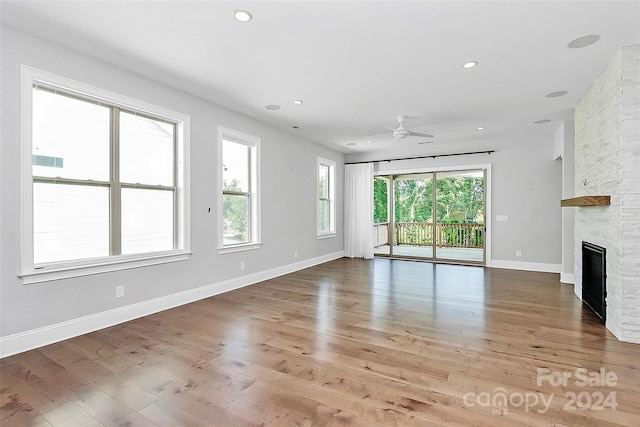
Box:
[582,242,606,323]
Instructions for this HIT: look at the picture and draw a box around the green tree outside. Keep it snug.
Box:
[223,178,249,244]
[374,177,388,223]
[376,175,483,224]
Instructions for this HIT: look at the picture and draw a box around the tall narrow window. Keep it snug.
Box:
[317,157,336,238]
[22,67,190,283]
[218,127,261,253]
[222,140,250,245]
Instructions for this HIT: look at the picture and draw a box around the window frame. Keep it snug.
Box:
[217,126,262,254]
[20,66,191,284]
[317,157,336,239]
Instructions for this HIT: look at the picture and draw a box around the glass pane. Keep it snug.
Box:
[373,177,388,223]
[319,199,330,232]
[435,170,485,262]
[33,183,109,264]
[32,89,110,181]
[121,188,174,255]
[393,173,434,258]
[120,111,174,186]
[223,140,249,192]
[318,165,329,198]
[223,193,249,245]
[373,176,390,255]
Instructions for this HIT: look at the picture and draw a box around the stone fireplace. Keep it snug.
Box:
[573,44,640,343]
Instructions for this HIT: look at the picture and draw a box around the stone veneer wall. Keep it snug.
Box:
[574,44,640,343]
[619,45,640,342]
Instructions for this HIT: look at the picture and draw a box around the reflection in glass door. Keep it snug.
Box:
[373,169,485,264]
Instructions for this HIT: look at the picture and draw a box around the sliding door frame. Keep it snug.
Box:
[374,163,492,266]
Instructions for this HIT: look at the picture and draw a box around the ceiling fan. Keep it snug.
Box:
[386,115,434,139]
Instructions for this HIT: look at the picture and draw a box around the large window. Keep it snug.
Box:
[317,157,336,238]
[218,127,261,253]
[21,67,190,283]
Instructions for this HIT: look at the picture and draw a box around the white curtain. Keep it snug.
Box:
[344,163,374,259]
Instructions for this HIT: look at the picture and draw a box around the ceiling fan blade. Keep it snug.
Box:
[411,124,434,129]
[385,126,397,132]
[408,131,435,138]
[354,131,392,141]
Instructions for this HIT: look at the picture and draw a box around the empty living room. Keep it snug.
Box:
[1,1,639,426]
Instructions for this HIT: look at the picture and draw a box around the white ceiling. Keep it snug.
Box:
[2,1,639,159]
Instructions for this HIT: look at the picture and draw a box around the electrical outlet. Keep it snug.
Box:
[294,250,298,258]
[516,250,522,257]
[240,261,245,270]
[116,286,124,298]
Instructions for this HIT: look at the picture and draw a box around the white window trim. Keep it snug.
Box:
[20,66,191,284]
[317,157,336,239]
[217,126,262,254]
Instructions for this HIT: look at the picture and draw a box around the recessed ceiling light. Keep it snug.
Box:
[463,61,478,69]
[476,127,485,131]
[265,104,281,110]
[346,142,356,146]
[233,10,252,22]
[293,100,303,105]
[567,34,600,49]
[534,119,551,124]
[546,90,568,98]
[367,140,373,144]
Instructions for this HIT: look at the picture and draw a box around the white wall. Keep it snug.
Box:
[345,135,563,272]
[554,120,575,284]
[0,26,344,355]
[574,44,640,343]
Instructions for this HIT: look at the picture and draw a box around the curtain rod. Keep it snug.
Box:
[344,150,495,165]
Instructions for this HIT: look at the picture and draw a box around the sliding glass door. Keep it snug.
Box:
[434,170,485,263]
[373,169,486,264]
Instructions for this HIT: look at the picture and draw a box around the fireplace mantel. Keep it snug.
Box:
[561,196,610,207]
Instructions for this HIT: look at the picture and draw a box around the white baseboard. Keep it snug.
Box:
[560,272,575,284]
[0,251,344,358]
[574,283,582,299]
[488,259,561,274]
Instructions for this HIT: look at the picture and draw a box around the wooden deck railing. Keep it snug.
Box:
[374,222,484,248]
[373,223,389,248]
[433,223,484,248]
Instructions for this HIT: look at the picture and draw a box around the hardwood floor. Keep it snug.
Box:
[2,258,639,426]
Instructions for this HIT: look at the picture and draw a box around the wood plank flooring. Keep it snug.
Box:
[2,258,639,426]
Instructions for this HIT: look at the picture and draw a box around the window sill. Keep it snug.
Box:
[317,232,337,240]
[218,242,262,255]
[20,251,192,285]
